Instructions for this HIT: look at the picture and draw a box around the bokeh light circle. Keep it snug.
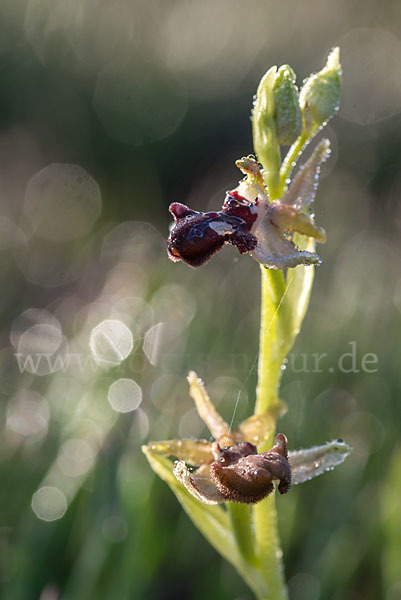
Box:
[89,319,133,366]
[16,323,69,377]
[0,217,26,250]
[31,486,67,522]
[17,323,62,356]
[24,163,101,241]
[57,438,95,478]
[6,390,50,438]
[108,378,142,413]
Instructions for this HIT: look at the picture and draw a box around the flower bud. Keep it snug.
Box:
[300,47,342,130]
[272,65,302,145]
[252,66,281,195]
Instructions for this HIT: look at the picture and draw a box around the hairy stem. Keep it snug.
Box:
[252,267,289,600]
[278,132,308,196]
[253,494,287,600]
[255,268,290,420]
[227,503,258,567]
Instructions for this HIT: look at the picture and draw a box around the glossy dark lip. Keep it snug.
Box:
[166,193,258,267]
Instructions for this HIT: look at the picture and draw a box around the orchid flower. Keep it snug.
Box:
[167,140,329,270]
[143,372,351,505]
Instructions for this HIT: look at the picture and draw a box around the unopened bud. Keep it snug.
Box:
[300,47,342,130]
[273,65,302,145]
[252,66,281,195]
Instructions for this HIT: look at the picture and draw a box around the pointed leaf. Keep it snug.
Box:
[283,234,316,341]
[142,445,266,598]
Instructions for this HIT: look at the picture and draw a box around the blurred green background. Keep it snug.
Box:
[0,1,401,599]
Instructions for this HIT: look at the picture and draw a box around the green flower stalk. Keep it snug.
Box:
[143,49,350,600]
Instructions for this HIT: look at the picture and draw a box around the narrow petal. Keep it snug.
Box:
[232,180,259,204]
[188,371,232,443]
[169,203,199,220]
[174,461,226,504]
[289,439,352,485]
[147,439,213,466]
[235,156,269,200]
[281,138,331,210]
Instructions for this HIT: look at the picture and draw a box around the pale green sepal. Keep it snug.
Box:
[289,439,352,485]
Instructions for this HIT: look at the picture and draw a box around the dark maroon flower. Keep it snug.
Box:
[167,198,257,267]
[167,140,330,269]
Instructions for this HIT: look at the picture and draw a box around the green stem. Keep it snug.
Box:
[255,267,290,420]
[251,267,289,600]
[253,495,287,600]
[278,131,308,196]
[228,503,258,566]
[249,78,319,600]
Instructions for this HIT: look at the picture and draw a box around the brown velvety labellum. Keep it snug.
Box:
[210,434,291,504]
